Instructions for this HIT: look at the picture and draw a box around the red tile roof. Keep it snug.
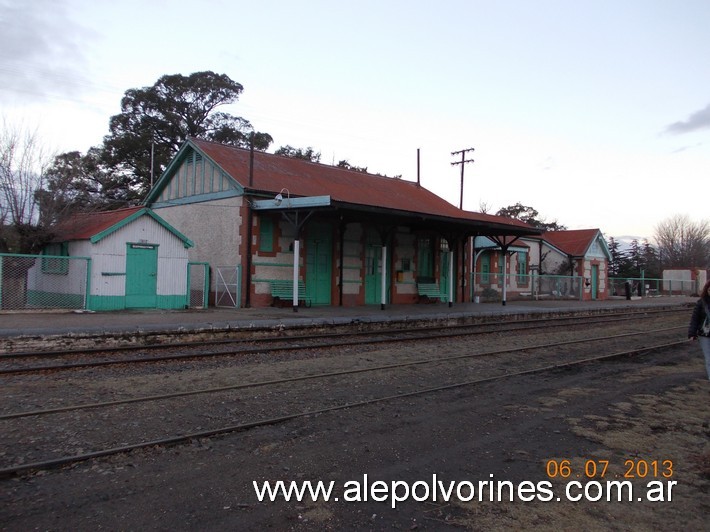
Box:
[542,229,600,256]
[188,139,535,232]
[52,207,144,242]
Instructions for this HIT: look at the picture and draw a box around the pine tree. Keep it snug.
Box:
[607,237,626,277]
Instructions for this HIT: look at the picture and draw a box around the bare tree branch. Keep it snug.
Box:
[0,118,55,253]
[653,214,710,268]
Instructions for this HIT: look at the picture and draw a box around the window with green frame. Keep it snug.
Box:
[259,216,275,252]
[480,253,490,284]
[517,251,528,284]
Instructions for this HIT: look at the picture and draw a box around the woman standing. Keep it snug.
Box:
[688,279,710,379]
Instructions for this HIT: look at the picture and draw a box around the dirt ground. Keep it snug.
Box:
[1,337,708,531]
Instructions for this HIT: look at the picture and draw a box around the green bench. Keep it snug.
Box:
[417,282,447,303]
[270,280,312,307]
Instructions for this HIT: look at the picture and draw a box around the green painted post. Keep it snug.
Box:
[186,262,192,308]
[236,264,242,309]
[85,257,92,310]
[202,263,209,308]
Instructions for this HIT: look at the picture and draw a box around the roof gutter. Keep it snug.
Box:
[329,201,542,236]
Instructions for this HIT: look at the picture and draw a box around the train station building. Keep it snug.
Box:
[144,139,545,309]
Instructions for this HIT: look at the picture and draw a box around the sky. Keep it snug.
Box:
[1,0,708,241]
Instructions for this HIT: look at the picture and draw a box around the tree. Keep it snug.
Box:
[275,145,321,162]
[607,237,661,279]
[0,120,55,253]
[337,159,367,172]
[0,121,58,309]
[622,239,643,278]
[99,71,273,199]
[43,148,135,212]
[653,214,710,268]
[496,202,567,231]
[623,238,661,278]
[641,239,660,278]
[607,237,626,277]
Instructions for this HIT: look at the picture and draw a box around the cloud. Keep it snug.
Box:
[0,0,93,102]
[665,103,710,134]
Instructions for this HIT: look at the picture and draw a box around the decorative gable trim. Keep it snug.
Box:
[587,232,612,261]
[144,140,245,207]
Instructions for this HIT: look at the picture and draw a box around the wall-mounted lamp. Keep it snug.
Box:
[274,188,290,206]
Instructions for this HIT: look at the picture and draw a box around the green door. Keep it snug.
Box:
[417,237,434,281]
[125,243,158,308]
[305,224,332,305]
[365,244,383,304]
[480,253,490,284]
[591,264,599,300]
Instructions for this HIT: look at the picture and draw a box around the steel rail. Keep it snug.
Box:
[0,325,685,420]
[0,338,687,480]
[0,306,687,360]
[0,313,688,375]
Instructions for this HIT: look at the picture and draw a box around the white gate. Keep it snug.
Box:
[215,265,241,308]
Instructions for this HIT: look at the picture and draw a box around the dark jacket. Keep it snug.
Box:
[688,299,710,338]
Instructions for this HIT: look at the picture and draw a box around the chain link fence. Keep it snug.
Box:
[187,262,209,308]
[1,253,90,310]
[608,277,698,297]
[470,272,583,302]
[469,271,698,302]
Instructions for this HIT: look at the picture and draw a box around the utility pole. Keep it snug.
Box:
[451,147,475,209]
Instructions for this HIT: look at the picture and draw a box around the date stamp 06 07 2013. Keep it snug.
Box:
[545,459,674,480]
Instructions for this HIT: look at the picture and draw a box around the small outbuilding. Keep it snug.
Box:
[539,229,611,300]
[46,207,194,310]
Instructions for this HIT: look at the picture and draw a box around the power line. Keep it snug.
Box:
[451,147,474,209]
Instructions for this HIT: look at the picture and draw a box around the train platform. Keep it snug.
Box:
[0,296,697,339]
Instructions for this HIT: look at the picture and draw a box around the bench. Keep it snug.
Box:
[417,282,447,303]
[270,280,312,307]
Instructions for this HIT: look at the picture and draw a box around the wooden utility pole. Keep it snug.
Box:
[451,147,475,209]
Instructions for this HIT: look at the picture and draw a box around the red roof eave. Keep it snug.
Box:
[51,207,144,242]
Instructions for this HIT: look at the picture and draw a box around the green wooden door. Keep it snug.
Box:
[125,243,158,308]
[305,224,332,305]
[417,237,434,281]
[364,244,382,304]
[480,254,490,284]
[591,264,599,300]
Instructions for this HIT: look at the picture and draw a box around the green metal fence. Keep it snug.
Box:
[0,253,90,310]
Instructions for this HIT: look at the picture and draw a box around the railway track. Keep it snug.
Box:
[0,307,689,375]
[0,310,690,479]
